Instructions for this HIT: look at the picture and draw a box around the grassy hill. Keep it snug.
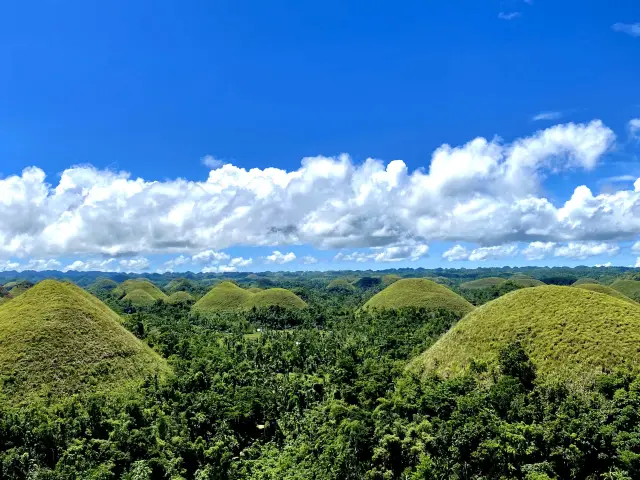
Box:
[192,281,306,313]
[7,280,35,297]
[381,274,402,286]
[459,277,505,289]
[164,278,198,294]
[247,287,263,293]
[573,277,599,286]
[114,279,168,306]
[167,291,195,304]
[0,280,169,402]
[363,278,474,318]
[327,278,357,292]
[87,278,119,295]
[610,280,640,302]
[575,283,636,304]
[507,275,545,287]
[411,285,640,381]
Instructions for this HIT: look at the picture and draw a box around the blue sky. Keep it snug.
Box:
[1,0,640,273]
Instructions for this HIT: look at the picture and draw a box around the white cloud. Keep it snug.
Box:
[202,155,224,169]
[442,244,516,261]
[0,260,20,272]
[442,245,469,261]
[302,255,318,264]
[265,251,296,264]
[631,241,640,254]
[595,262,612,267]
[192,250,230,264]
[229,256,253,267]
[118,257,150,272]
[533,111,562,121]
[612,23,640,37]
[636,257,640,268]
[629,119,640,139]
[64,258,118,272]
[0,120,622,264]
[498,12,521,20]
[522,241,556,260]
[335,243,429,263]
[554,242,619,259]
[23,259,62,271]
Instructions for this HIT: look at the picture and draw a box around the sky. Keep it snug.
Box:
[1,0,640,274]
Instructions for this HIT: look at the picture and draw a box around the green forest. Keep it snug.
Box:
[2,267,640,479]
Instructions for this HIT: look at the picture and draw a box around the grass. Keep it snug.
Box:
[574,283,636,304]
[382,274,402,286]
[573,277,599,286]
[247,287,263,293]
[192,281,306,313]
[411,285,640,382]
[87,278,119,295]
[164,278,197,294]
[507,275,545,287]
[610,280,640,302]
[8,280,35,297]
[0,280,169,403]
[327,278,357,292]
[114,279,168,302]
[363,278,474,318]
[166,291,195,304]
[123,289,157,306]
[459,277,506,289]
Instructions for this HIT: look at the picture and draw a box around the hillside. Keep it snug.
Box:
[507,275,545,287]
[164,278,198,294]
[192,281,306,313]
[114,279,168,306]
[573,277,599,286]
[0,280,169,402]
[459,277,505,289]
[412,286,640,381]
[7,280,35,297]
[87,278,119,295]
[167,291,195,304]
[363,278,474,317]
[610,280,640,302]
[327,278,357,292]
[575,283,636,304]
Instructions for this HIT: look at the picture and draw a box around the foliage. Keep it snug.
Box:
[610,280,640,302]
[573,277,600,286]
[508,274,546,287]
[459,277,506,289]
[414,285,640,381]
[167,291,195,304]
[193,282,306,313]
[363,278,474,317]
[327,278,357,293]
[123,289,157,306]
[113,279,168,302]
[7,280,34,297]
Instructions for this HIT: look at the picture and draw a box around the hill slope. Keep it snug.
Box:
[114,279,168,306]
[610,280,640,302]
[573,277,599,286]
[411,286,640,381]
[0,280,169,402]
[507,275,545,287]
[363,278,474,317]
[167,291,195,304]
[575,283,636,304]
[459,277,505,289]
[193,281,306,313]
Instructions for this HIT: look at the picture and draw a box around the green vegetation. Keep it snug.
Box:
[381,274,401,285]
[0,280,169,403]
[573,277,599,285]
[460,276,506,289]
[353,276,382,289]
[7,280,34,297]
[113,278,168,306]
[87,277,119,295]
[193,281,306,313]
[164,277,198,294]
[326,278,357,292]
[167,291,195,303]
[413,285,640,381]
[610,279,640,302]
[123,289,157,306]
[575,282,637,304]
[247,287,262,293]
[507,274,545,287]
[363,278,474,317]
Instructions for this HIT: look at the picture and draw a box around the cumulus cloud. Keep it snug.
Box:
[201,155,224,169]
[633,241,640,254]
[553,242,619,259]
[117,257,151,272]
[0,260,20,272]
[522,242,556,260]
[629,119,640,139]
[612,23,640,37]
[229,256,253,267]
[442,244,517,261]
[595,262,612,267]
[335,243,429,263]
[533,111,562,121]
[498,12,521,20]
[442,245,470,261]
[265,251,296,264]
[22,259,62,271]
[302,255,318,264]
[0,120,622,265]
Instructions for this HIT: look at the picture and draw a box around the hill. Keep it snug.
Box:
[7,280,35,297]
[164,278,198,294]
[0,280,169,402]
[573,277,599,286]
[87,278,119,295]
[574,283,636,304]
[114,279,168,306]
[507,275,545,287]
[353,277,382,289]
[381,274,401,286]
[459,277,505,289]
[362,278,474,317]
[167,291,195,304]
[327,278,357,292]
[247,287,263,293]
[610,280,640,302]
[411,286,640,381]
[192,281,306,313]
